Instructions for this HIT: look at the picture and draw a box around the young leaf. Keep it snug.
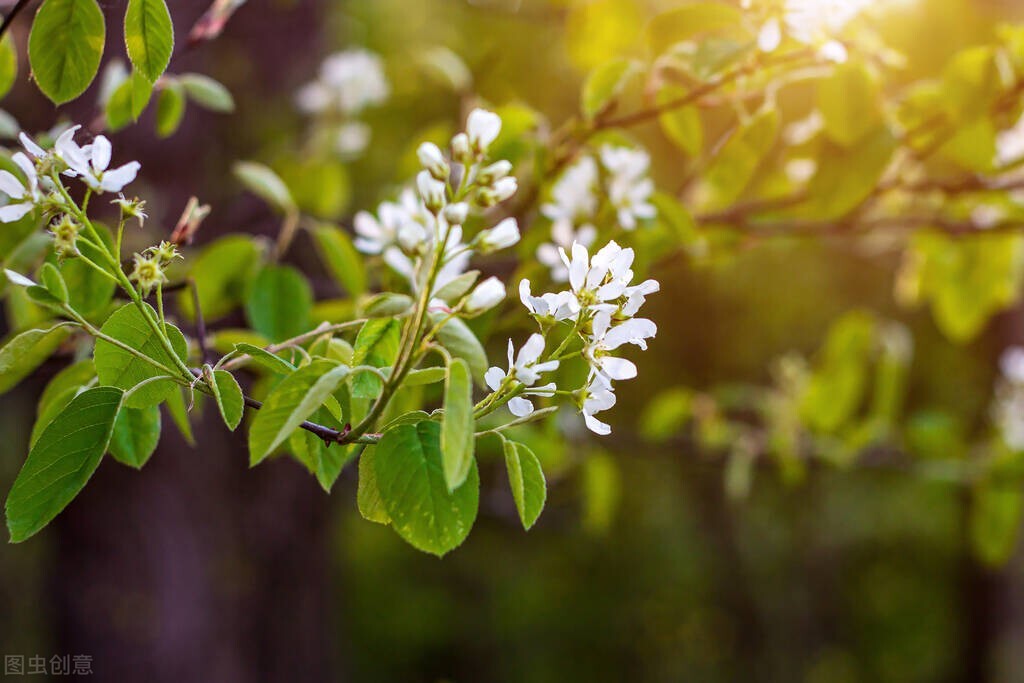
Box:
[0,323,73,395]
[657,86,703,156]
[244,265,313,343]
[232,342,296,375]
[433,270,479,305]
[5,386,124,542]
[93,303,188,409]
[582,58,637,120]
[38,262,68,304]
[109,404,161,468]
[0,35,17,100]
[503,440,547,530]
[404,367,447,386]
[124,0,174,83]
[288,406,355,491]
[310,223,367,297]
[441,358,474,491]
[351,318,401,398]
[360,292,413,318]
[155,81,186,138]
[211,369,244,431]
[28,0,106,104]
[233,161,296,214]
[179,73,235,112]
[357,446,391,525]
[107,70,154,130]
[373,421,479,556]
[248,360,351,465]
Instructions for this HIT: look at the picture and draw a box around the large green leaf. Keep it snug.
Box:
[124,0,173,83]
[441,358,474,491]
[373,421,479,556]
[28,0,106,104]
[6,386,123,542]
[109,404,161,468]
[179,234,262,322]
[503,440,546,530]
[248,360,351,465]
[700,107,778,211]
[0,323,73,396]
[106,70,154,130]
[817,60,882,147]
[93,303,188,409]
[245,265,313,343]
[311,223,366,297]
[31,359,96,447]
[357,445,391,525]
[351,318,401,398]
[805,127,896,220]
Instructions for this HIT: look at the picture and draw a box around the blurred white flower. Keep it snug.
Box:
[995,346,1024,450]
[465,276,505,313]
[758,17,783,52]
[600,145,656,230]
[784,110,824,146]
[997,113,1024,167]
[0,152,41,222]
[296,49,389,116]
[784,0,869,46]
[785,158,817,184]
[335,122,372,157]
[541,156,599,228]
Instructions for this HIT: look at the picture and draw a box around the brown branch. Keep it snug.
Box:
[0,0,32,42]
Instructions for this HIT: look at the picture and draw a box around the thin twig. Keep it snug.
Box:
[0,0,32,42]
[188,277,212,364]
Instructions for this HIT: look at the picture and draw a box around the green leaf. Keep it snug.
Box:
[700,106,779,211]
[351,318,401,398]
[433,315,488,384]
[657,86,702,156]
[106,70,155,131]
[942,45,1000,123]
[179,73,234,112]
[360,292,413,318]
[210,369,244,431]
[164,386,195,446]
[232,342,296,375]
[155,81,186,138]
[0,323,73,396]
[374,421,479,556]
[405,367,447,386]
[124,0,174,83]
[441,358,474,491]
[311,223,366,297]
[582,58,638,120]
[244,265,313,343]
[59,238,117,319]
[31,359,96,447]
[433,270,479,305]
[38,262,68,304]
[93,303,188,409]
[357,446,391,525]
[109,404,161,468]
[805,127,896,220]
[178,234,261,322]
[971,484,1022,566]
[287,406,355,491]
[0,35,18,100]
[818,60,882,147]
[640,387,693,442]
[5,386,123,542]
[503,440,546,530]
[233,161,296,214]
[279,156,351,219]
[248,360,351,465]
[799,311,876,433]
[28,0,106,104]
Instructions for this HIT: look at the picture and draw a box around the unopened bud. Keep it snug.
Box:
[478,217,520,253]
[417,142,450,181]
[477,160,512,185]
[416,170,446,213]
[443,202,469,226]
[465,276,505,313]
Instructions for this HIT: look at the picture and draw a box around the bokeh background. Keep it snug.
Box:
[3,0,1024,681]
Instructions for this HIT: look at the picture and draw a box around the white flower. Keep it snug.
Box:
[478,160,512,184]
[354,201,414,254]
[784,0,869,46]
[466,108,502,153]
[417,170,446,212]
[599,145,656,230]
[542,156,599,228]
[972,204,1004,230]
[785,158,817,184]
[561,240,635,308]
[485,334,559,417]
[55,127,140,193]
[417,142,449,180]
[784,110,824,146]
[477,217,520,252]
[1002,347,1024,384]
[296,49,389,116]
[465,276,505,313]
[818,40,849,64]
[519,278,579,322]
[997,113,1024,167]
[478,175,517,207]
[585,309,657,381]
[335,122,371,157]
[621,278,660,317]
[538,220,597,283]
[0,152,41,222]
[758,17,782,52]
[581,374,617,435]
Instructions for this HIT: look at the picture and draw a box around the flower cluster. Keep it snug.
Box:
[296,49,390,158]
[994,347,1024,451]
[0,125,141,225]
[353,108,520,309]
[503,240,659,435]
[538,146,655,281]
[129,241,181,296]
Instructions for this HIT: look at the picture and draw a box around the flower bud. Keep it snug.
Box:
[451,133,472,164]
[465,276,505,313]
[149,240,182,264]
[417,142,450,181]
[129,253,168,296]
[443,201,469,226]
[466,108,502,153]
[397,221,427,255]
[478,217,520,253]
[477,160,512,185]
[477,176,517,207]
[416,170,446,213]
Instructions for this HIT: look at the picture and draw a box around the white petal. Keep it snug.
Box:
[485,367,506,392]
[12,153,35,187]
[19,132,45,158]
[0,202,32,222]
[516,333,545,369]
[0,171,25,199]
[583,412,612,435]
[91,135,112,172]
[99,161,140,192]
[600,356,637,381]
[592,310,612,339]
[568,242,588,292]
[603,318,657,350]
[508,396,534,418]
